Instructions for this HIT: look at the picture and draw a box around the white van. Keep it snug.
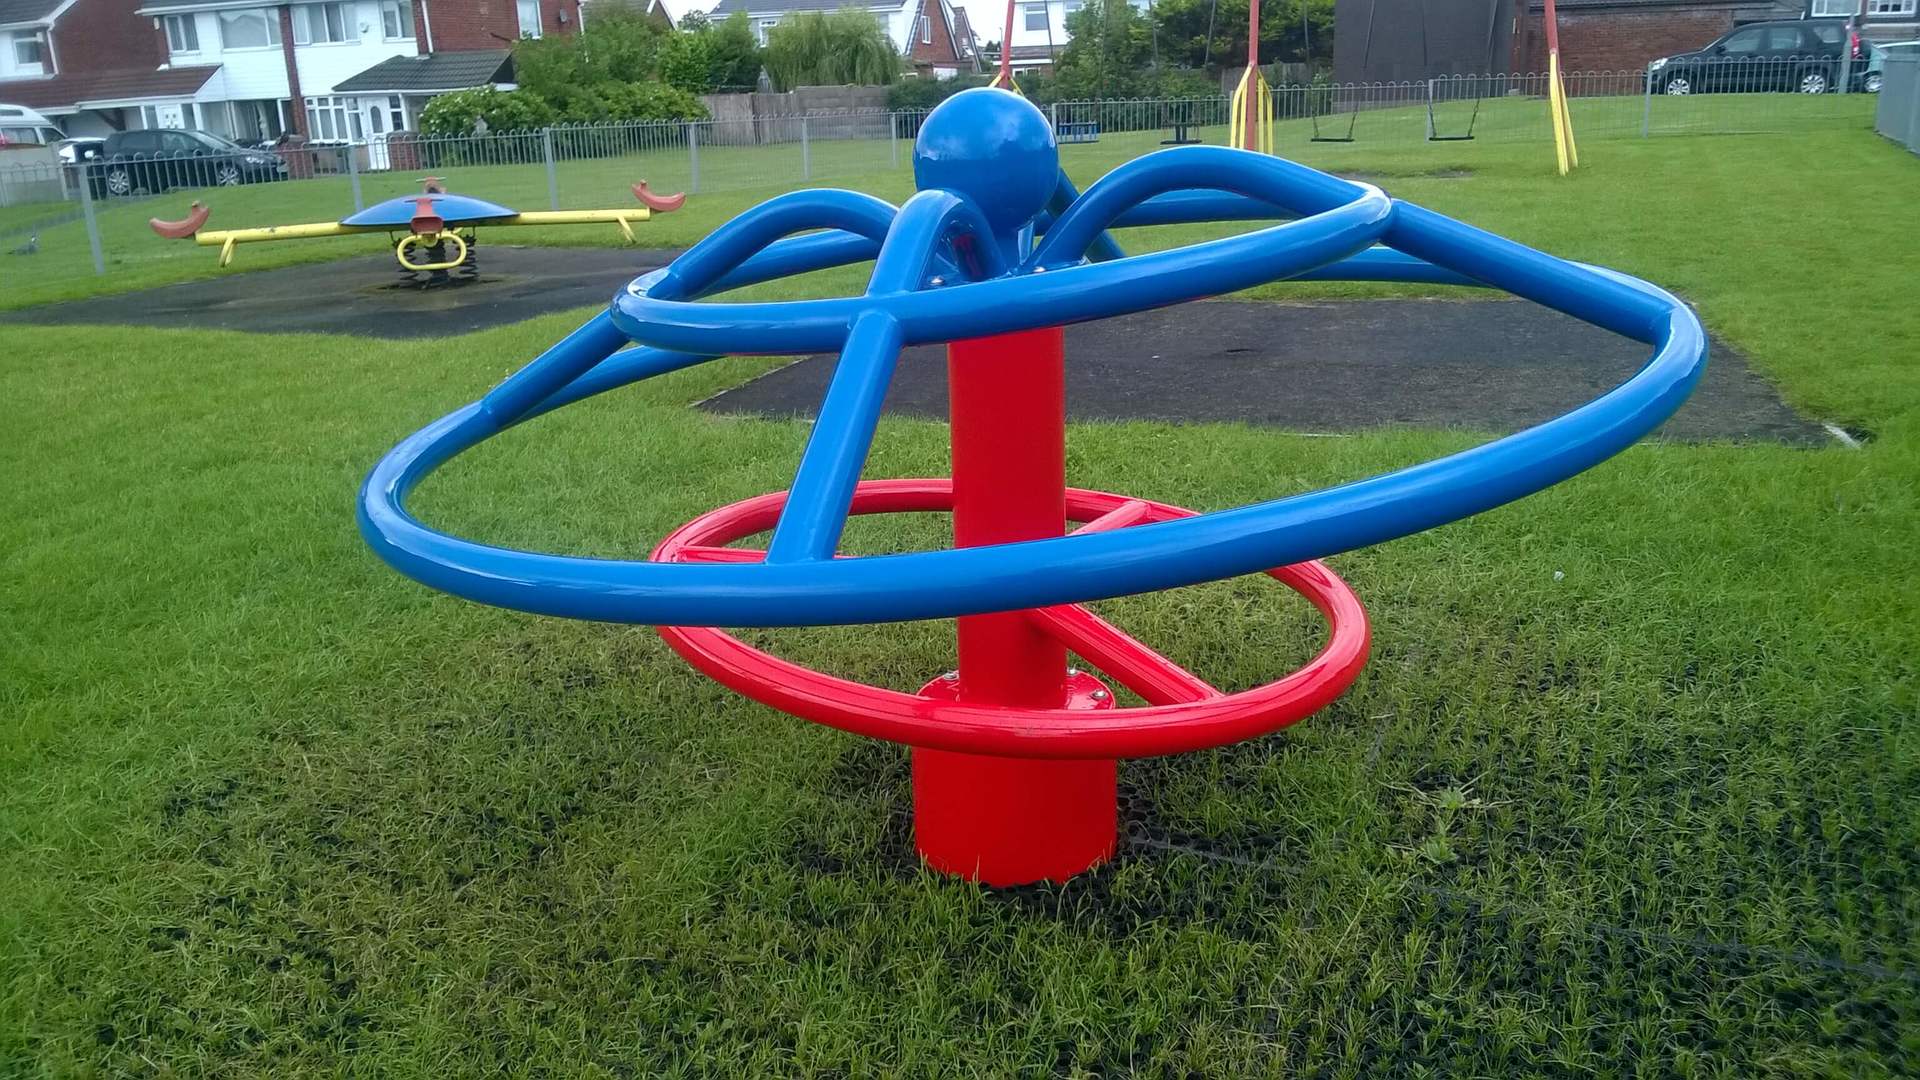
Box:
[0,104,65,147]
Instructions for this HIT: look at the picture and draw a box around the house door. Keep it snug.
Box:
[363,96,404,170]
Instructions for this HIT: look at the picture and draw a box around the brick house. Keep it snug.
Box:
[707,0,977,78]
[1510,0,1803,74]
[1335,0,1905,82]
[0,0,575,140]
[0,0,226,136]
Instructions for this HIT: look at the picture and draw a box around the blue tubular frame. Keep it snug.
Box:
[360,146,1708,628]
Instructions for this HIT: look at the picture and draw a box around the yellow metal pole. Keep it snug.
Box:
[508,209,650,242]
[193,221,367,246]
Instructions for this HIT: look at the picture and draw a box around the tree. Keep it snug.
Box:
[763,9,900,91]
[1054,0,1157,99]
[1148,0,1332,72]
[703,12,766,90]
[657,29,715,92]
[513,7,668,114]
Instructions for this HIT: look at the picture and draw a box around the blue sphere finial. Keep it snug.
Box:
[912,88,1058,234]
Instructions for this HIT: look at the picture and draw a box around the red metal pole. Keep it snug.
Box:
[1243,0,1262,151]
[912,326,1118,886]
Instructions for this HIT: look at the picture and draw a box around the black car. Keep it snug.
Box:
[1648,18,1872,95]
[89,128,288,198]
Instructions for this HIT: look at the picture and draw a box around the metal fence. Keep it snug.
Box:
[1046,63,1878,151]
[1875,55,1920,154]
[0,66,1883,289]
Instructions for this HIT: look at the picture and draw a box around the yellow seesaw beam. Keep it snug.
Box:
[189,208,652,266]
[508,209,650,242]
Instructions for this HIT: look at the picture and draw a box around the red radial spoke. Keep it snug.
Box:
[1026,603,1220,706]
[1070,499,1155,535]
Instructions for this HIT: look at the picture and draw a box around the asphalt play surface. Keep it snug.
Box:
[4,251,1824,443]
[702,299,1826,445]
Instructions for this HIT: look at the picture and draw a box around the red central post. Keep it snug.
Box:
[912,326,1118,886]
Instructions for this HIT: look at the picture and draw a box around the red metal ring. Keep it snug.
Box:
[651,479,1369,760]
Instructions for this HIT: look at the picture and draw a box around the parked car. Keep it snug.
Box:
[0,103,65,147]
[1648,18,1873,95]
[89,128,288,198]
[56,137,104,165]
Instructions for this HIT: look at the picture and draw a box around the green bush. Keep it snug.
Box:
[658,31,716,94]
[419,82,704,139]
[578,82,709,123]
[514,8,666,107]
[885,75,990,111]
[419,87,558,136]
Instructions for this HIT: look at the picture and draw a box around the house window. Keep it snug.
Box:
[219,8,282,48]
[293,3,358,44]
[380,0,415,39]
[517,0,542,37]
[1023,3,1047,31]
[920,12,933,42]
[304,95,361,141]
[756,17,777,43]
[12,30,45,71]
[226,99,285,141]
[1809,0,1856,14]
[1867,0,1915,15]
[164,15,200,54]
[387,94,406,131]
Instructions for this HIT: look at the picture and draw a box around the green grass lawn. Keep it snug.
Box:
[0,93,1878,312]
[4,119,1919,1076]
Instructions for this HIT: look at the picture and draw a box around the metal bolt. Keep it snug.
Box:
[941,671,959,681]
[1089,689,1110,702]
[1067,667,1080,676]
[928,275,945,287]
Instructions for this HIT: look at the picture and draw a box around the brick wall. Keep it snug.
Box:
[907,0,964,68]
[1516,8,1734,72]
[426,0,579,51]
[49,0,167,75]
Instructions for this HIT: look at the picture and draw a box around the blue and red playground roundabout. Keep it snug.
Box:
[359,88,1706,887]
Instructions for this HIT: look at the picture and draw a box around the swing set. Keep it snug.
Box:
[1309,0,1502,145]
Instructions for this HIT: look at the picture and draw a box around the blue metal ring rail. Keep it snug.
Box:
[360,145,1707,628]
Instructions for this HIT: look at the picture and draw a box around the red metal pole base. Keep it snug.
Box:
[910,325,1119,886]
[913,667,1118,885]
[913,750,1116,885]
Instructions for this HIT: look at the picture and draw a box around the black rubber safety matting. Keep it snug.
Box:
[699,299,1827,445]
[0,245,682,339]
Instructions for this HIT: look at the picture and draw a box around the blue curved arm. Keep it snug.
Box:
[360,160,1707,626]
[611,152,1394,356]
[1047,171,1127,262]
[654,188,897,300]
[1032,147,1368,269]
[868,190,1007,293]
[1036,190,1292,235]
